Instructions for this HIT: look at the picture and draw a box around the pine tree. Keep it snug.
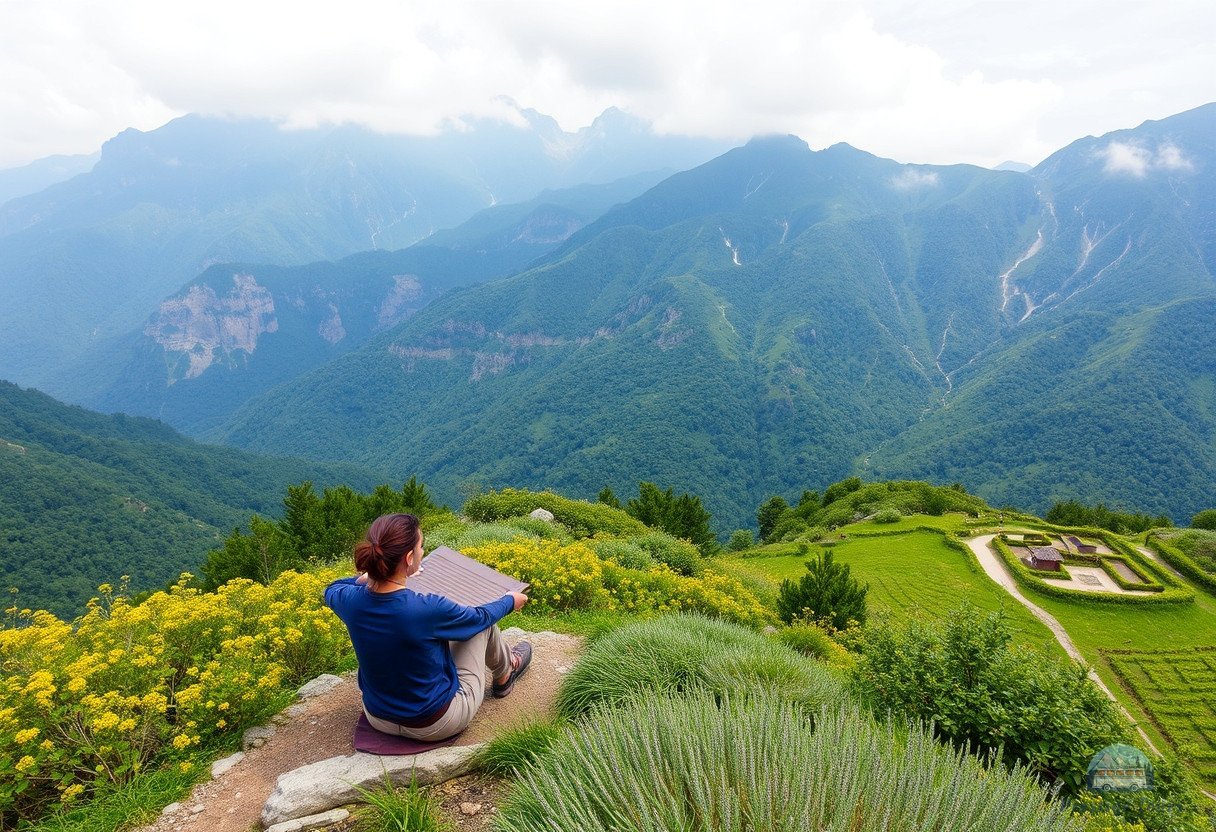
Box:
[776,549,868,629]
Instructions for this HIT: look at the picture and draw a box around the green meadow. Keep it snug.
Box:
[729,528,1060,653]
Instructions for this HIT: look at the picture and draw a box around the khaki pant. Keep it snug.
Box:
[364,625,513,741]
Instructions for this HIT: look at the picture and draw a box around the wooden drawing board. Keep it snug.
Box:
[408,546,528,607]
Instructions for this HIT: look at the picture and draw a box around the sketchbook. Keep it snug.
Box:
[407,545,528,607]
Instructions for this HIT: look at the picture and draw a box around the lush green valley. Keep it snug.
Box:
[0,382,381,616]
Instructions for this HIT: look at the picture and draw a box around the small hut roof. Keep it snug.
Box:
[1086,744,1151,774]
[1029,546,1063,562]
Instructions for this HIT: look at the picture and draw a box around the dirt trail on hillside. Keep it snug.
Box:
[965,535,1159,755]
[137,629,581,832]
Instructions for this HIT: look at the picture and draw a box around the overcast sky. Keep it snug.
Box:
[2,0,1213,170]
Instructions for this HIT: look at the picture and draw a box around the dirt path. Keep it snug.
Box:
[137,629,581,832]
[964,535,1160,755]
[1136,544,1188,582]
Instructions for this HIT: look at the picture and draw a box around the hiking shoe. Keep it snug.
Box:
[492,642,533,698]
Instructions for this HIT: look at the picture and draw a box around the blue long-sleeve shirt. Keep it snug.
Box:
[324,577,515,723]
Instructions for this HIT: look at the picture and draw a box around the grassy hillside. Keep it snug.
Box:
[0,382,381,616]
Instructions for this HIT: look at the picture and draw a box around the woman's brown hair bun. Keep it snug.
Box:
[354,513,420,583]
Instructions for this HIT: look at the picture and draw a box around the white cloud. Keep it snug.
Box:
[890,169,940,189]
[0,0,1212,169]
[1100,141,1153,177]
[1098,140,1195,177]
[1155,142,1195,172]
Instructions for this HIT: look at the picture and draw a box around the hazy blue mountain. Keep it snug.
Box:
[994,161,1032,173]
[215,136,1044,525]
[0,109,728,394]
[0,152,97,206]
[0,381,382,617]
[80,172,667,434]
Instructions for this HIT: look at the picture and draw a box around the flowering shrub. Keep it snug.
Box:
[464,540,770,627]
[0,570,350,825]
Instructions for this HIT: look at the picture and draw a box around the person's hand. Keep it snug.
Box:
[510,591,529,612]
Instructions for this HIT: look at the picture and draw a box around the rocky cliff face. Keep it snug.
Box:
[145,274,278,382]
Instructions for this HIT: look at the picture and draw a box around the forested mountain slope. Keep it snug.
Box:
[0,382,381,616]
[867,104,1216,517]
[217,105,1216,526]
[216,136,1044,525]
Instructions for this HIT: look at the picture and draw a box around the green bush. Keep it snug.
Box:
[497,695,1080,832]
[500,516,572,540]
[851,604,1127,792]
[553,614,843,720]
[774,622,854,668]
[873,508,902,524]
[1192,509,1216,531]
[423,521,538,551]
[588,537,655,570]
[1071,754,1214,832]
[463,489,648,538]
[631,531,702,576]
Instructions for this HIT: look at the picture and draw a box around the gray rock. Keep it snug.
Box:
[188,804,205,815]
[265,808,350,832]
[243,725,278,750]
[161,802,181,816]
[211,751,245,778]
[297,674,344,699]
[528,508,555,522]
[261,745,481,827]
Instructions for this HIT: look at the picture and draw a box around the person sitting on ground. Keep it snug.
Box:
[324,513,531,741]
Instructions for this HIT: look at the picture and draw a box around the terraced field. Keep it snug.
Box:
[1106,647,1216,789]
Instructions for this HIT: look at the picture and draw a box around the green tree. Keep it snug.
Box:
[626,482,718,555]
[793,490,821,519]
[203,515,300,588]
[1191,509,1216,530]
[756,495,790,542]
[776,549,868,629]
[822,476,862,506]
[726,529,754,551]
[597,487,622,509]
[401,475,438,515]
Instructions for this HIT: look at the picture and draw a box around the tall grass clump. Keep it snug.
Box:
[553,614,844,720]
[351,773,451,832]
[497,694,1081,832]
[473,719,564,776]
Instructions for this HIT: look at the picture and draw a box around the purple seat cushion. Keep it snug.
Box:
[353,713,460,755]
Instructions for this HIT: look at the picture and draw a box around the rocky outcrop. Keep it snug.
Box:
[260,745,480,828]
[376,275,423,329]
[145,273,277,381]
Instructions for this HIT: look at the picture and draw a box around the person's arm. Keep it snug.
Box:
[323,576,361,610]
[430,593,517,641]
